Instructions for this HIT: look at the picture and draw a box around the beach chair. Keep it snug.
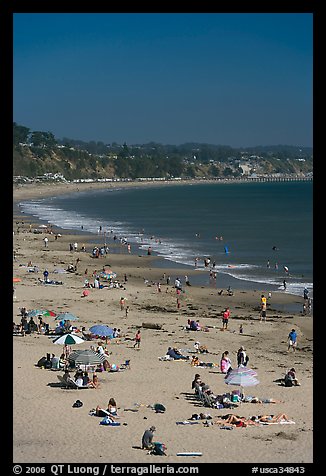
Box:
[120,359,131,370]
[57,375,88,389]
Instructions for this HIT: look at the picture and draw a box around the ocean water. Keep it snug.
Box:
[18,181,313,299]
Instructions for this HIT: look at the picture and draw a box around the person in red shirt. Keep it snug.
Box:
[222,307,230,330]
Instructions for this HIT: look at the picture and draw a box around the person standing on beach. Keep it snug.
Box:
[133,329,141,349]
[260,301,267,322]
[260,295,267,322]
[43,236,48,248]
[119,297,125,311]
[222,307,230,330]
[287,329,297,352]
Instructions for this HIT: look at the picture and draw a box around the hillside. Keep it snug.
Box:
[13,122,313,180]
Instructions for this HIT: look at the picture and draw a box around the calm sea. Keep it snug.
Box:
[19,181,313,299]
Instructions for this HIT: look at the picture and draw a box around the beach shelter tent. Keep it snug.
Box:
[68,349,106,370]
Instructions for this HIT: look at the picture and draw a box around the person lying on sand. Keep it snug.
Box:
[213,414,259,427]
[250,413,292,423]
[243,396,284,404]
[213,413,292,427]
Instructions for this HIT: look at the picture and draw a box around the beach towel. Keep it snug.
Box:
[261,420,295,425]
[99,416,120,426]
[176,421,200,425]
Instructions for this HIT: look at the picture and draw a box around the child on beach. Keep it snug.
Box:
[133,330,141,349]
[222,307,230,330]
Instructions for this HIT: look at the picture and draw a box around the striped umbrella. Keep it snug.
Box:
[224,366,259,401]
[28,309,56,318]
[52,333,85,345]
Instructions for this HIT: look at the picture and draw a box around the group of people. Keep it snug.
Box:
[220,346,249,374]
[61,368,100,388]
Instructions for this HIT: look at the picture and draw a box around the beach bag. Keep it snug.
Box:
[153,403,166,413]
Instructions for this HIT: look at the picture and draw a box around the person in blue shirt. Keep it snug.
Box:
[287,329,297,352]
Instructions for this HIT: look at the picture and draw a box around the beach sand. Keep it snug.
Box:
[13,182,313,464]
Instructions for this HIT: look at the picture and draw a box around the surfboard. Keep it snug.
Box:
[176,452,202,456]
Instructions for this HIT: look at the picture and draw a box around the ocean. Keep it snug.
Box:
[18,181,313,300]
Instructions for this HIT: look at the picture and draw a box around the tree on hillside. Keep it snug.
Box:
[13,122,30,145]
[30,131,57,148]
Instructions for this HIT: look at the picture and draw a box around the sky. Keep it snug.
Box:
[13,13,313,148]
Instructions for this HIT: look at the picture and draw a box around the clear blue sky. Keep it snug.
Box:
[13,13,313,148]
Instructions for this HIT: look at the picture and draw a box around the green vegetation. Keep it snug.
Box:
[13,122,313,180]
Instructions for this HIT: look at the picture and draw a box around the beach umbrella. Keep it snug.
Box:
[68,349,106,369]
[100,269,117,280]
[27,309,44,317]
[89,324,114,337]
[13,277,21,283]
[52,333,85,345]
[224,366,259,400]
[28,309,56,318]
[55,312,79,321]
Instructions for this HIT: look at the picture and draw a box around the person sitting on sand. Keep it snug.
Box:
[191,373,202,390]
[88,373,100,389]
[95,400,118,419]
[284,368,301,386]
[191,356,202,366]
[166,347,189,360]
[142,426,156,450]
[62,369,71,384]
[108,398,118,416]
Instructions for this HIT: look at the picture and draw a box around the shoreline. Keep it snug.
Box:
[14,180,312,308]
[13,182,312,334]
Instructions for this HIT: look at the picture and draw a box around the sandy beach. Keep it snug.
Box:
[13,182,313,465]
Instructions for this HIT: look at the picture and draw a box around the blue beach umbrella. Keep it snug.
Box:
[89,325,114,337]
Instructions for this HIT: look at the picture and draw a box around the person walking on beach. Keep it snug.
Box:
[133,330,141,349]
[119,297,125,311]
[287,329,297,352]
[222,307,230,330]
[43,236,48,248]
